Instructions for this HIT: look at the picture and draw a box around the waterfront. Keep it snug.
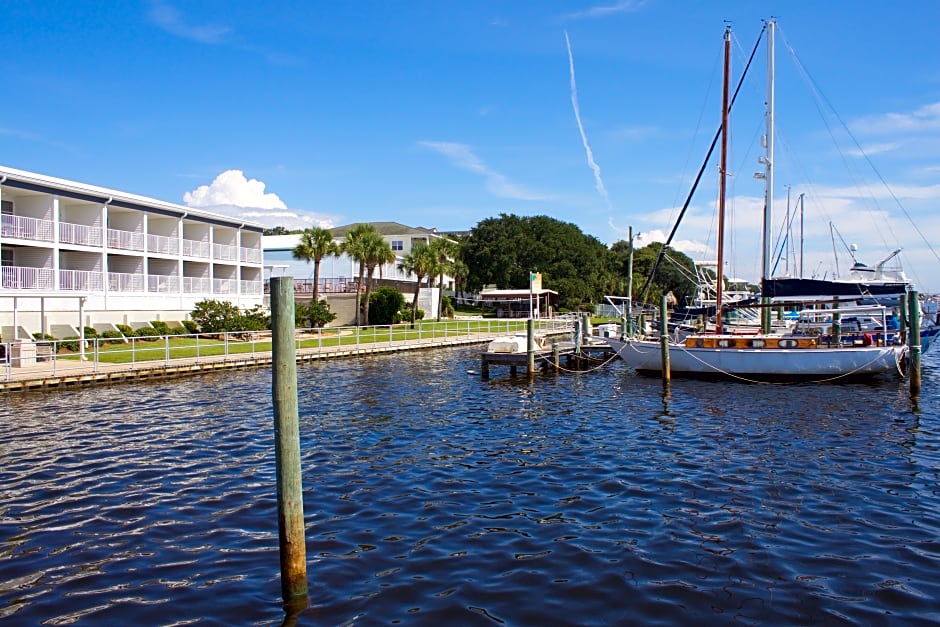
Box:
[1,347,939,625]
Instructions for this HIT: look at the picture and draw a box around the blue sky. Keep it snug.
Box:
[3,1,940,291]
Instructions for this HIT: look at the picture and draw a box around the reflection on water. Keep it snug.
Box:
[1,349,939,624]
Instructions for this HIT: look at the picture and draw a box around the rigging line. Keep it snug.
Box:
[639,22,767,303]
[780,27,938,270]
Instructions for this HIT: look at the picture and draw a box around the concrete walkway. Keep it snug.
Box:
[1,330,571,392]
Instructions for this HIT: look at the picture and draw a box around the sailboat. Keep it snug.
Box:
[605,20,909,380]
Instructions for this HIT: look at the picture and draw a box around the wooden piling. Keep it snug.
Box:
[909,290,921,396]
[553,342,560,373]
[527,318,535,376]
[480,353,490,379]
[660,294,671,384]
[270,277,308,605]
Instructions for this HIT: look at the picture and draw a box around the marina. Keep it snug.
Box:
[2,345,938,624]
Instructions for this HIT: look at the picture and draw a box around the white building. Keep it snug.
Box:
[0,166,265,340]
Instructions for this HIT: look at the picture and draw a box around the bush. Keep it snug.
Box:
[100,330,125,344]
[182,320,199,334]
[117,324,134,337]
[61,336,81,352]
[150,320,171,336]
[32,332,56,341]
[297,299,337,328]
[440,296,455,319]
[369,287,406,325]
[189,299,270,334]
[83,326,99,339]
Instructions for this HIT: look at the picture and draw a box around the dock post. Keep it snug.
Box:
[553,341,560,373]
[660,294,671,384]
[270,276,308,607]
[527,318,535,377]
[831,296,841,346]
[909,290,921,395]
[480,353,490,379]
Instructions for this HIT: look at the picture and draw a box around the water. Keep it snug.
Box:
[2,348,940,625]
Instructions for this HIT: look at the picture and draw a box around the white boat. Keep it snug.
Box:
[607,20,909,381]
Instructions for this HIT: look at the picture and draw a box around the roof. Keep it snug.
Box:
[479,288,559,299]
[330,222,447,238]
[0,164,265,232]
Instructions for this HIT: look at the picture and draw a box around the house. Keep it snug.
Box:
[0,165,265,340]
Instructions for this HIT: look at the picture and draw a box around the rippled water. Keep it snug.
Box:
[2,347,940,625]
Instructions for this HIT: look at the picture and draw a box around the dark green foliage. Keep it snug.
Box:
[296,299,337,328]
[460,214,615,310]
[32,332,56,341]
[150,320,171,336]
[83,326,98,338]
[100,330,124,344]
[368,286,405,325]
[182,320,199,334]
[440,295,455,319]
[615,241,697,306]
[116,324,134,337]
[189,299,270,334]
[61,336,81,352]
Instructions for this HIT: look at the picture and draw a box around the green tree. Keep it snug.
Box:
[362,232,396,326]
[397,243,438,327]
[342,223,377,326]
[292,227,339,302]
[190,299,270,334]
[429,237,459,321]
[461,214,615,309]
[368,286,405,325]
[621,242,698,306]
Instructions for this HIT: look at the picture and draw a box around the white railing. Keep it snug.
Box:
[147,233,180,255]
[183,276,211,293]
[213,242,239,262]
[1,214,55,242]
[59,222,103,247]
[213,278,238,294]
[1,265,54,289]
[59,269,104,291]
[0,318,577,383]
[107,228,145,251]
[182,239,210,258]
[240,279,263,295]
[148,275,180,293]
[240,247,262,263]
[108,272,145,292]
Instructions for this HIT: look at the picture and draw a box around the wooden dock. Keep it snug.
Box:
[480,337,615,377]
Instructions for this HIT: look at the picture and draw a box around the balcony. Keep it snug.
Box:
[213,242,239,262]
[182,239,210,258]
[59,221,103,247]
[240,279,263,295]
[147,233,180,256]
[240,246,262,263]
[213,278,238,294]
[107,228,145,252]
[183,277,210,293]
[1,265,54,289]
[108,272,145,292]
[60,269,104,291]
[1,214,55,243]
[147,275,180,293]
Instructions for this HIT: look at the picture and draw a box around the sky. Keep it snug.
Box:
[3,1,940,292]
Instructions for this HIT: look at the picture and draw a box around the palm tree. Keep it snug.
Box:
[343,223,376,326]
[429,236,459,321]
[398,244,438,327]
[361,232,396,326]
[291,227,339,302]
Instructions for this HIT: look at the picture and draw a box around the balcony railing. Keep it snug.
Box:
[1,214,55,242]
[213,242,239,262]
[59,221,103,247]
[60,269,104,291]
[240,279,263,295]
[147,233,180,255]
[213,278,238,294]
[148,275,180,293]
[182,239,210,258]
[1,265,54,289]
[108,272,145,292]
[183,277,211,293]
[107,228,145,252]
[240,247,262,263]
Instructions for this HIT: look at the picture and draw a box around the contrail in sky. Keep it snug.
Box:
[565,30,611,210]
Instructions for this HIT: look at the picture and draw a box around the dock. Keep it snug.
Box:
[480,337,615,377]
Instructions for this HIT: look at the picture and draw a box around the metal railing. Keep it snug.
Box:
[1,214,55,242]
[59,221,103,247]
[147,233,181,255]
[1,317,575,384]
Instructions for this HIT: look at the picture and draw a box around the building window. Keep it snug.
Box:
[1,200,12,215]
[391,240,404,251]
[1,248,12,266]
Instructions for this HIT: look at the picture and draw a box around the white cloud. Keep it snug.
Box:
[184,170,287,209]
[147,1,230,44]
[851,101,940,135]
[419,141,548,201]
[563,0,646,20]
[183,170,338,230]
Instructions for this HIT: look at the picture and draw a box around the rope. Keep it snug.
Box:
[533,349,621,374]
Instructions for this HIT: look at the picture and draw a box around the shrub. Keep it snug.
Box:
[297,299,337,329]
[83,326,99,339]
[440,296,455,319]
[190,299,270,334]
[100,330,125,344]
[117,324,134,337]
[61,336,81,352]
[32,332,56,342]
[369,287,405,325]
[182,320,199,334]
[150,320,171,336]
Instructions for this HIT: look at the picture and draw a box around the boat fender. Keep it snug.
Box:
[862,333,873,347]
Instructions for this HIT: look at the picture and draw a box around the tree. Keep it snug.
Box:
[620,242,698,306]
[368,286,405,325]
[342,223,377,326]
[361,232,396,326]
[292,227,339,302]
[190,299,270,334]
[429,237,459,321]
[296,299,337,328]
[398,244,438,327]
[461,214,615,310]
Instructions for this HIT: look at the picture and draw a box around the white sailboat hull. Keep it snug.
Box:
[605,337,906,379]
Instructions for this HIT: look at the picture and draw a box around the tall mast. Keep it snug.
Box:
[715,24,731,334]
[760,18,776,333]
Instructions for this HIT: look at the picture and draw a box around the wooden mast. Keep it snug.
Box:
[716,24,731,334]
